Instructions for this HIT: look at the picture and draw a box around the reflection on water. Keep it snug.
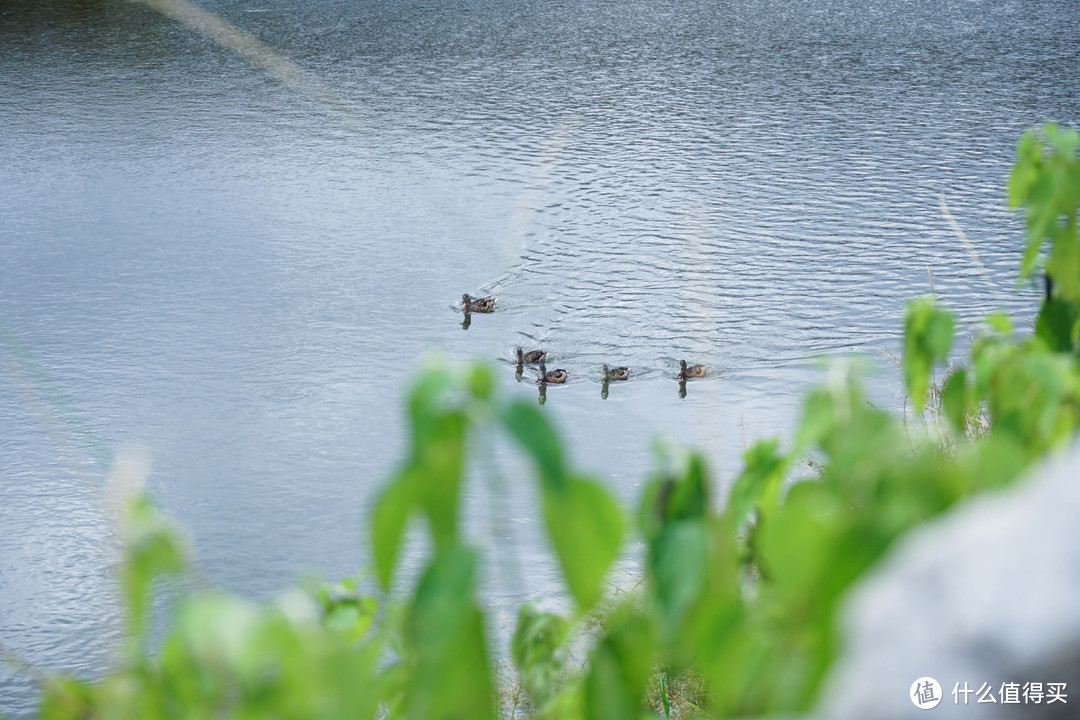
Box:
[2,0,1079,715]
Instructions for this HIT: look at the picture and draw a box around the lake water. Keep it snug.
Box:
[1,0,1077,714]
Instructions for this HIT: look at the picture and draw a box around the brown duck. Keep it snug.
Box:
[678,360,706,379]
[537,361,568,384]
[515,347,547,365]
[601,364,629,382]
[462,294,496,313]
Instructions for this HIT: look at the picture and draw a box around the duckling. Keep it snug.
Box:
[537,361,568,384]
[515,347,547,365]
[601,364,629,382]
[678,360,706,379]
[462,293,496,313]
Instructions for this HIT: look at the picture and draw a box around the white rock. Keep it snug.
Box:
[817,440,1080,719]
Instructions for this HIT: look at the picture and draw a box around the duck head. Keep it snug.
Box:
[515,346,524,364]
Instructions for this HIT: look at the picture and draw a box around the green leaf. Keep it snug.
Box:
[404,547,495,720]
[1009,123,1080,299]
[167,594,263,682]
[323,595,378,642]
[903,297,954,412]
[1035,297,1080,352]
[512,604,571,708]
[640,451,710,542]
[121,496,187,650]
[664,453,710,522]
[39,676,95,720]
[759,482,859,608]
[940,368,969,434]
[583,606,653,720]
[416,410,468,550]
[726,439,788,528]
[986,312,1013,334]
[467,363,495,401]
[500,400,566,486]
[1048,219,1079,301]
[648,522,708,644]
[924,310,954,358]
[501,400,614,606]
[795,387,834,450]
[541,474,624,610]
[371,468,419,589]
[407,366,454,441]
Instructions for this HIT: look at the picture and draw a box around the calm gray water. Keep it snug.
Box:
[2,0,1078,714]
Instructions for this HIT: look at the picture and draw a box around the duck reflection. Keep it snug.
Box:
[461,312,471,330]
[538,384,547,405]
[678,379,687,399]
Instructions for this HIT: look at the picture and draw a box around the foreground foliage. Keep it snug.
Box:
[26,125,1080,719]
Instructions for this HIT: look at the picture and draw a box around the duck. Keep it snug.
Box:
[515,347,547,365]
[537,361,568,384]
[462,293,496,313]
[601,364,629,382]
[678,360,706,379]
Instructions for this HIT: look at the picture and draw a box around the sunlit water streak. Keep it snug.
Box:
[2,0,1078,714]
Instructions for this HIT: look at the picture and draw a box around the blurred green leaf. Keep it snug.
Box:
[1035,296,1080,352]
[121,496,186,651]
[940,367,970,434]
[39,676,94,720]
[500,400,566,485]
[512,604,571,708]
[726,439,788,529]
[541,474,624,611]
[416,409,468,550]
[583,606,653,720]
[371,467,419,589]
[323,593,377,643]
[404,547,495,720]
[1010,123,1080,301]
[796,387,835,450]
[407,366,454,440]
[903,297,954,412]
[640,451,710,543]
[986,311,1013,334]
[648,521,708,647]
[467,363,495,401]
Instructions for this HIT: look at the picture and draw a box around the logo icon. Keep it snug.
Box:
[911,677,942,709]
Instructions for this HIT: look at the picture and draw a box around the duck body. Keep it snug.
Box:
[602,364,629,382]
[678,359,706,379]
[462,293,496,313]
[515,347,547,365]
[537,361,568,384]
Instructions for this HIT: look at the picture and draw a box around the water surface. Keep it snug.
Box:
[2,0,1078,714]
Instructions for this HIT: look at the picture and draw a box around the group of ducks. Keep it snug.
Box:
[463,294,707,386]
[515,346,706,385]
